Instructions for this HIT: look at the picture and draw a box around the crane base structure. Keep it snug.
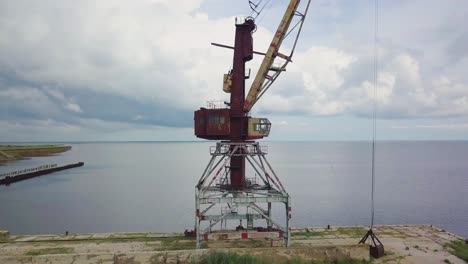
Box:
[194,141,291,249]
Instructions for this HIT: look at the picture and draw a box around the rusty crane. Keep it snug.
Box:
[193,0,311,248]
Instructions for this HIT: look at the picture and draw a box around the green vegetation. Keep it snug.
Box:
[293,227,367,239]
[196,251,370,264]
[229,239,266,248]
[0,145,67,150]
[25,247,74,256]
[443,259,452,264]
[159,237,197,250]
[293,231,324,237]
[446,240,468,262]
[376,230,408,238]
[335,227,367,238]
[197,251,268,264]
[0,150,18,162]
[0,144,71,163]
[283,258,370,264]
[103,235,194,246]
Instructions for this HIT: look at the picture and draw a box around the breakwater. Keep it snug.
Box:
[0,162,84,186]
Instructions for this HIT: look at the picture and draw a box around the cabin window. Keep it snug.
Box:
[209,115,216,124]
[209,115,226,125]
[253,118,271,134]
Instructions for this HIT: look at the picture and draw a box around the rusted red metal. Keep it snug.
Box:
[193,18,257,190]
[194,108,230,140]
[184,229,196,237]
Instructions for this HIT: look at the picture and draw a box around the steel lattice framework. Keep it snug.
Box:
[195,141,290,248]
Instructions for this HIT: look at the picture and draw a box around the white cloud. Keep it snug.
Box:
[64,102,83,113]
[256,44,468,119]
[44,88,83,113]
[0,0,241,112]
[392,123,468,130]
[1,0,468,141]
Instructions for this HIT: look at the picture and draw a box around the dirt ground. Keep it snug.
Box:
[0,225,465,263]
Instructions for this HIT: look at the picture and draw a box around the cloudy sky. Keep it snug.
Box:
[1,0,467,141]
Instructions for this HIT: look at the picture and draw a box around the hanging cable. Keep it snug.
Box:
[370,0,379,230]
[248,0,272,20]
[359,0,385,257]
[255,0,272,22]
[249,0,263,17]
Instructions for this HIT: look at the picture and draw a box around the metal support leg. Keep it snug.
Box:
[195,189,201,249]
[267,202,272,229]
[286,197,291,247]
[194,142,290,248]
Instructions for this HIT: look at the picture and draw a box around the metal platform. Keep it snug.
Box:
[195,141,290,248]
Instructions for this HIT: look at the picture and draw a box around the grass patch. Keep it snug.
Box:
[284,258,371,264]
[160,238,196,250]
[196,251,370,264]
[293,231,324,237]
[197,251,269,264]
[104,235,193,244]
[0,145,66,150]
[25,247,74,256]
[230,239,266,248]
[446,240,468,262]
[335,227,367,238]
[292,227,367,239]
[377,230,408,238]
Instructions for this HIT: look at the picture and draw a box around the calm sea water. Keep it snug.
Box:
[0,141,467,238]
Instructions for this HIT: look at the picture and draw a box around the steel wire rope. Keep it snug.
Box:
[370,0,379,229]
[249,0,263,17]
[255,0,273,24]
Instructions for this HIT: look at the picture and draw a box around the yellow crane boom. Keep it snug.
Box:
[243,0,311,113]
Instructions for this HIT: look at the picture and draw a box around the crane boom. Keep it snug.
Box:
[244,0,310,113]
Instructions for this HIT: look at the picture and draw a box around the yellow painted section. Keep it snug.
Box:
[223,73,232,93]
[244,0,300,112]
[248,118,271,138]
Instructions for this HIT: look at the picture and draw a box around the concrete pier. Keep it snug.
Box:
[0,225,465,264]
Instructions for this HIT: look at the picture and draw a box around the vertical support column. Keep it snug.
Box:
[230,151,245,189]
[229,18,255,139]
[247,206,254,228]
[286,197,291,247]
[195,189,201,249]
[267,202,272,230]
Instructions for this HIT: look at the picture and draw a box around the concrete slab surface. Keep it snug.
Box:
[0,225,465,263]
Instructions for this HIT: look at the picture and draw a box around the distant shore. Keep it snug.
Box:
[0,145,71,163]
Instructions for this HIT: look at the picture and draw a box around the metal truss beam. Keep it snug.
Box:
[195,142,290,249]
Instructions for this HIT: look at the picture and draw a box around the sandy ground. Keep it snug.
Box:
[291,225,466,264]
[0,225,465,263]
